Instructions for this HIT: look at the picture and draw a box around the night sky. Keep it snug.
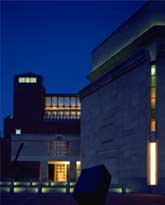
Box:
[0,0,146,134]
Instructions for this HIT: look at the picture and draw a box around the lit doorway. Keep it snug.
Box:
[48,161,70,182]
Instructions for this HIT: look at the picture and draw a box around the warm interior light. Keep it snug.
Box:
[151,119,156,132]
[45,106,81,111]
[147,142,158,185]
[48,161,70,182]
[151,87,156,98]
[76,161,81,165]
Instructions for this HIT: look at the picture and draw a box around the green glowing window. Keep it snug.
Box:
[30,77,37,83]
[18,77,25,83]
[151,75,156,87]
[18,77,37,83]
[151,64,156,76]
[15,129,21,135]
[25,77,30,83]
[151,109,156,119]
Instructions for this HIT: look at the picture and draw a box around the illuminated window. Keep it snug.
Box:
[151,119,156,132]
[147,142,158,185]
[18,77,25,83]
[71,111,76,119]
[148,63,158,186]
[76,161,81,179]
[151,87,156,98]
[77,111,81,119]
[18,77,37,83]
[30,77,37,83]
[15,129,21,135]
[45,97,51,107]
[71,97,76,107]
[151,98,156,109]
[52,96,57,106]
[151,64,156,76]
[58,97,63,107]
[77,97,81,107]
[25,77,30,83]
[151,75,156,87]
[64,97,70,107]
[55,161,70,182]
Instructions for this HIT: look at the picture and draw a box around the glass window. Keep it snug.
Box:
[58,97,64,107]
[151,98,156,110]
[71,111,76,119]
[77,111,81,119]
[45,97,51,107]
[151,64,156,76]
[30,77,37,83]
[64,97,70,107]
[15,129,21,135]
[147,142,158,185]
[76,161,81,179]
[151,119,156,132]
[71,97,76,107]
[18,77,25,83]
[77,97,81,107]
[48,141,67,156]
[151,76,156,87]
[151,87,156,98]
[52,96,57,106]
[25,77,30,83]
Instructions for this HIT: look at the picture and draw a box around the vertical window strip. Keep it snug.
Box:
[148,63,158,186]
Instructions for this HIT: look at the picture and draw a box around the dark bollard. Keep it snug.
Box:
[73,164,111,205]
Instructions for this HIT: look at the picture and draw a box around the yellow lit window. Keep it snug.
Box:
[147,142,158,185]
[151,87,156,98]
[76,161,81,179]
[151,98,156,110]
[151,119,156,132]
[48,161,70,182]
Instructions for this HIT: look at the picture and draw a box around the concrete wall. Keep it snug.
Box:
[81,50,151,185]
[11,134,80,181]
[157,40,165,187]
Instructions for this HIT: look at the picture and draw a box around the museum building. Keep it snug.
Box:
[4,73,81,182]
[80,1,165,193]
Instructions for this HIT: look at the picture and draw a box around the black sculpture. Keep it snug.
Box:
[73,164,111,205]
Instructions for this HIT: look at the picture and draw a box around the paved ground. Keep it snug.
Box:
[1,193,165,205]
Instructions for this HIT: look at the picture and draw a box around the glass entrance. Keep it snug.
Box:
[48,161,70,182]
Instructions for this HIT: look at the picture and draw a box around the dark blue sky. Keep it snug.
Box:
[0,0,146,133]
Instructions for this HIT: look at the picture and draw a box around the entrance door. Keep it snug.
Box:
[48,161,70,182]
[48,164,54,181]
[55,162,67,182]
